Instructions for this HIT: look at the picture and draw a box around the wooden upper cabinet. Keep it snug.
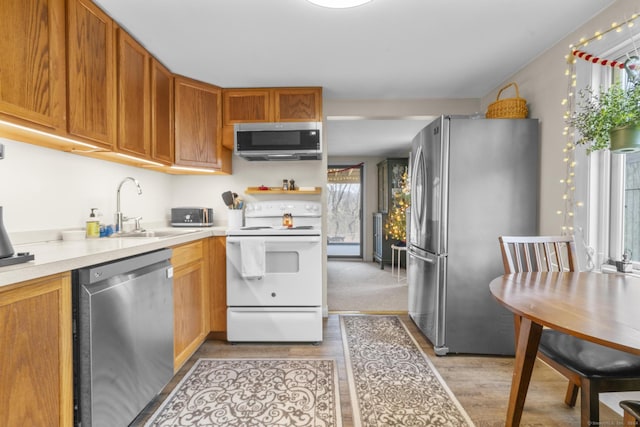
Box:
[174,76,223,169]
[116,28,150,158]
[151,59,174,165]
[274,87,322,122]
[222,87,322,125]
[0,0,66,131]
[66,0,116,149]
[223,89,271,126]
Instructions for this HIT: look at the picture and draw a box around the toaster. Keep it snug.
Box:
[171,207,214,227]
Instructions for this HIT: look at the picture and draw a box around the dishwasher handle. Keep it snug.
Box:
[78,248,173,285]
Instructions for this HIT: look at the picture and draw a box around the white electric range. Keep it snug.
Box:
[225,200,322,342]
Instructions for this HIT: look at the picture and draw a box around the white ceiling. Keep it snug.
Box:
[94,0,615,157]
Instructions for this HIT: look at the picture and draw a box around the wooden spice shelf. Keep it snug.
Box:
[245,187,322,194]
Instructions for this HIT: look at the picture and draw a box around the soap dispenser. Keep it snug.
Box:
[86,208,100,238]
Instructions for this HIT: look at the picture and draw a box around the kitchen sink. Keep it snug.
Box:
[113,229,199,239]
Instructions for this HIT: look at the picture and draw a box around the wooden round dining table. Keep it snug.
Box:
[489,271,640,427]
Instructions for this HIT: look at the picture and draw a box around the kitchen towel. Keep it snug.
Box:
[240,238,265,279]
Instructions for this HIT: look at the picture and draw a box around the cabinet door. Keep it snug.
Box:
[222,89,271,125]
[274,88,322,122]
[151,59,174,165]
[174,76,223,169]
[0,273,72,427]
[116,29,150,158]
[172,241,208,371]
[209,236,227,333]
[67,0,116,149]
[0,0,66,130]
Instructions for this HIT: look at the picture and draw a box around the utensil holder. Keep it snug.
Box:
[227,210,243,229]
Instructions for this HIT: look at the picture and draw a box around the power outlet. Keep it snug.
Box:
[0,143,4,159]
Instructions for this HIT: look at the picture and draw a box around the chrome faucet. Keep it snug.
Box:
[115,177,143,233]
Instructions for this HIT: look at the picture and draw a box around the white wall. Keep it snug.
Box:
[0,138,172,234]
[0,137,326,235]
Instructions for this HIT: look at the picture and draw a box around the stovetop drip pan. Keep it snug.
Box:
[0,252,35,267]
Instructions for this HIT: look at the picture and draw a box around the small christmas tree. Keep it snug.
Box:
[384,171,410,242]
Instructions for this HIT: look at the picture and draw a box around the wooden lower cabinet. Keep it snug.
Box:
[172,240,209,371]
[208,236,227,333]
[0,272,73,427]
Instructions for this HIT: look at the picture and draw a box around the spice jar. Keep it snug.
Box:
[289,179,295,191]
[282,213,293,228]
[282,179,289,191]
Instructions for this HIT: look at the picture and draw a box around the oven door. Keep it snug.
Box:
[226,235,322,306]
[226,235,322,342]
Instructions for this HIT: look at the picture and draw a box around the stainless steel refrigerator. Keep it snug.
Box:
[407,115,539,356]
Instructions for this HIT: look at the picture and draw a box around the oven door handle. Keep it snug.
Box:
[227,236,321,244]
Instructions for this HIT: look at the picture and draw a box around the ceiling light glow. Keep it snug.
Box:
[306,0,372,9]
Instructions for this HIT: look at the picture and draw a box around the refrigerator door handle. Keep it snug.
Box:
[408,248,435,263]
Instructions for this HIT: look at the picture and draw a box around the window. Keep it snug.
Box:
[576,40,640,270]
[623,151,640,262]
[327,163,363,258]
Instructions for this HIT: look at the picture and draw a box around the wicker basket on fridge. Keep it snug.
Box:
[486,82,528,119]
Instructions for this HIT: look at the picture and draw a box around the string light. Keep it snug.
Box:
[560,12,640,236]
[383,171,410,242]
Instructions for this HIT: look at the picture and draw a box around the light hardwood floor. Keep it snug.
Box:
[133,313,622,427]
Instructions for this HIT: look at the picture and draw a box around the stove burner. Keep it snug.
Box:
[0,252,34,268]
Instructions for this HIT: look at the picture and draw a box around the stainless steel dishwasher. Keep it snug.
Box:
[73,249,174,427]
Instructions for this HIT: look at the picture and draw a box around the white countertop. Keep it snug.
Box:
[0,227,227,288]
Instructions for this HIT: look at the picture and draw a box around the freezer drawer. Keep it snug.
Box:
[227,307,323,342]
[407,245,447,354]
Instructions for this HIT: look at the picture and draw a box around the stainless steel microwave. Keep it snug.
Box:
[234,122,322,161]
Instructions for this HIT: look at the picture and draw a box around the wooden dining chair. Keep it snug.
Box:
[498,235,640,425]
[621,400,640,426]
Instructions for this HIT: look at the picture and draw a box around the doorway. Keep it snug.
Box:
[327,163,363,258]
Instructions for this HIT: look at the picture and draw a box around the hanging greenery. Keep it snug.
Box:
[384,171,410,242]
[568,77,640,153]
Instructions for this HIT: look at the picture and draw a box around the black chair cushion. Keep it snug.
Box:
[538,330,640,378]
[620,400,640,421]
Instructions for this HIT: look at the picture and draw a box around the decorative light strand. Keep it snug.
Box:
[560,13,640,235]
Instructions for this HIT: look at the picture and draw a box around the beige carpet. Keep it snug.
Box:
[327,260,408,312]
[144,359,341,427]
[341,315,475,427]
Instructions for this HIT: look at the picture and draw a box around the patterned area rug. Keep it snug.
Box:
[341,315,475,427]
[144,359,341,427]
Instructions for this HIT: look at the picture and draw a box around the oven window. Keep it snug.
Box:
[266,251,299,273]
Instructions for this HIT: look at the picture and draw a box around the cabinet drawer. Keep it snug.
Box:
[171,240,204,268]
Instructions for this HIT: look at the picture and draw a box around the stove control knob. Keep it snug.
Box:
[271,292,277,298]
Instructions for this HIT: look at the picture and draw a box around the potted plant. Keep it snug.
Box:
[568,79,640,154]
